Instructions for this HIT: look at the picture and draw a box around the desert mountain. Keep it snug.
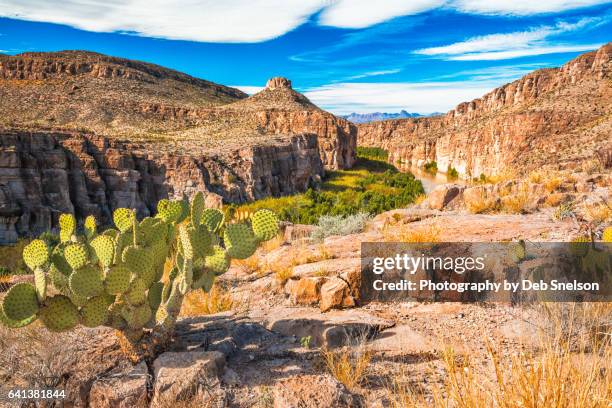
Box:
[0,53,357,243]
[0,50,247,135]
[342,110,422,124]
[358,43,612,176]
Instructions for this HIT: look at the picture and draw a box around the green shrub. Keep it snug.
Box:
[356,147,388,161]
[447,165,459,181]
[424,161,438,175]
[311,212,371,241]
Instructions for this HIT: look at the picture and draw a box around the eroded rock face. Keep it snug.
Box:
[0,130,323,243]
[357,44,612,176]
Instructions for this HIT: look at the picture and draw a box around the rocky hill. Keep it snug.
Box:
[0,53,357,243]
[358,43,612,177]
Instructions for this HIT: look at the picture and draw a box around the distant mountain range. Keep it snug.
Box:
[342,110,423,123]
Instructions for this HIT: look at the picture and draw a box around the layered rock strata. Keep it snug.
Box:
[357,44,612,176]
[0,130,323,243]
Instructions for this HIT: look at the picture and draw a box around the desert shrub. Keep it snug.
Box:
[424,161,438,174]
[356,146,388,161]
[446,165,459,181]
[311,212,371,241]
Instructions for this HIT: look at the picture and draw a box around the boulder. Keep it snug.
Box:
[427,184,464,210]
[151,350,225,405]
[319,277,351,312]
[288,277,326,305]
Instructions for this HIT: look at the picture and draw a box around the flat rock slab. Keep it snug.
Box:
[369,324,434,355]
[292,258,360,279]
[264,307,394,348]
[89,361,148,408]
[152,350,225,404]
[273,374,359,408]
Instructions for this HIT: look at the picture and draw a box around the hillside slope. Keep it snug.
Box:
[358,43,612,176]
[0,51,247,135]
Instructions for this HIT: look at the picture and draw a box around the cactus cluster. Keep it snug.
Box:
[0,192,279,341]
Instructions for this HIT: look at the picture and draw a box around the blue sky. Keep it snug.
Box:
[0,1,610,114]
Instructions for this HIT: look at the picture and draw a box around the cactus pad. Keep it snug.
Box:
[123,304,152,329]
[2,283,39,321]
[0,303,37,328]
[603,227,612,243]
[251,209,279,242]
[23,239,49,271]
[59,213,76,242]
[81,295,111,327]
[193,269,215,292]
[50,246,72,276]
[69,266,104,298]
[122,245,153,277]
[90,235,115,267]
[105,265,132,295]
[64,243,90,270]
[148,282,164,310]
[205,245,230,275]
[102,229,119,239]
[179,225,194,260]
[125,278,147,305]
[157,199,183,223]
[113,208,135,233]
[84,215,97,239]
[190,191,205,226]
[33,268,47,302]
[224,223,257,259]
[202,208,224,232]
[49,264,70,292]
[39,295,79,332]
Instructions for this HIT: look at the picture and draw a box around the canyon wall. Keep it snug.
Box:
[358,44,611,176]
[0,130,323,244]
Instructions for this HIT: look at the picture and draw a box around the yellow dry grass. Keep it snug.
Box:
[500,190,531,214]
[466,191,497,214]
[322,345,372,391]
[387,303,612,408]
[582,202,612,225]
[179,284,236,317]
[544,192,566,207]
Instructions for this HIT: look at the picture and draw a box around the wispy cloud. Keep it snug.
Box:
[415,17,606,60]
[345,69,401,80]
[0,1,609,43]
[304,81,501,115]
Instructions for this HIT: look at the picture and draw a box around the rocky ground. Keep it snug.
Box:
[1,170,609,407]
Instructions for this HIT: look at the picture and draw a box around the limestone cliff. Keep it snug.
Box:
[358,43,612,176]
[0,130,322,243]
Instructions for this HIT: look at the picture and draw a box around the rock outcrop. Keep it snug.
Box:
[358,43,612,177]
[0,130,323,243]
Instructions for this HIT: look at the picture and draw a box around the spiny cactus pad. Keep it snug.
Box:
[105,265,132,295]
[23,239,49,270]
[251,209,280,242]
[3,283,39,321]
[69,266,104,298]
[50,246,72,276]
[59,213,76,241]
[157,199,183,223]
[81,296,111,327]
[84,215,97,239]
[39,295,79,332]
[190,192,205,225]
[205,245,230,275]
[113,208,135,233]
[64,243,90,270]
[125,278,147,305]
[148,282,164,310]
[90,235,115,267]
[224,223,257,259]
[0,303,37,328]
[202,208,224,232]
[122,246,153,276]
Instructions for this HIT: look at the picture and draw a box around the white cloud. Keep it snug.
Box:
[449,44,602,60]
[232,85,264,95]
[304,81,500,115]
[0,0,325,43]
[318,0,444,28]
[453,0,611,15]
[0,0,608,43]
[415,17,604,60]
[345,69,401,80]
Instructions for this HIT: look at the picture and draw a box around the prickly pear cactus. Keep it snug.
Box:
[0,191,279,357]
